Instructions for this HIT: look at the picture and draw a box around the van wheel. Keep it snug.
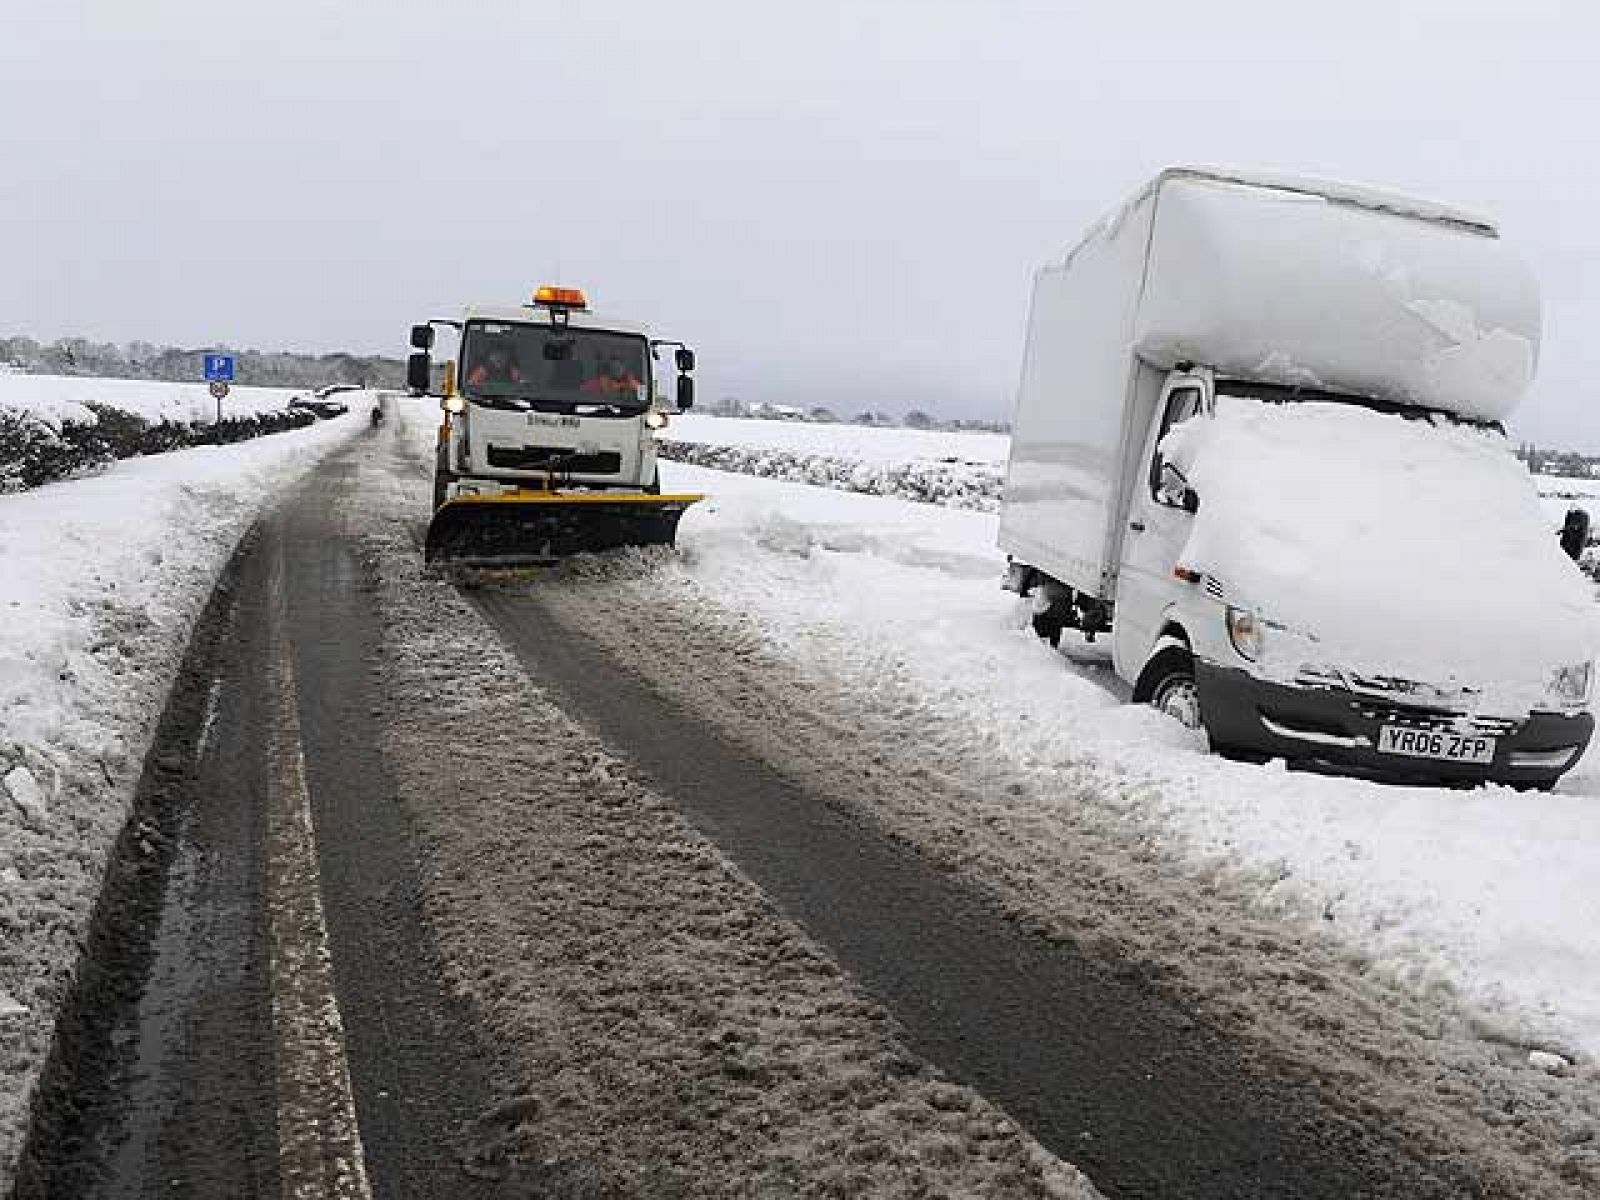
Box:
[1134,645,1202,730]
[1030,611,1064,647]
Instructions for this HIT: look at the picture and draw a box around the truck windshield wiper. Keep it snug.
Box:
[469,392,537,411]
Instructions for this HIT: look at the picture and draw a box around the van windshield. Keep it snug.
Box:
[1215,379,1503,432]
[460,321,650,414]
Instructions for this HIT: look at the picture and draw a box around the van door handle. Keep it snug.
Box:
[1129,521,1146,532]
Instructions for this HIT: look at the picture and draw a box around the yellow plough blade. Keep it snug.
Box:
[423,490,704,568]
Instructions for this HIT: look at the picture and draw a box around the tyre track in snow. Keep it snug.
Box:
[465,577,1485,1199]
[14,438,512,1198]
[19,426,1105,1198]
[353,430,1103,1196]
[456,545,1600,1200]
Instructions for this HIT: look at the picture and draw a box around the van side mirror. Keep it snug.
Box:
[406,352,432,394]
[676,374,695,410]
[1158,462,1199,513]
[410,324,435,351]
[675,347,696,373]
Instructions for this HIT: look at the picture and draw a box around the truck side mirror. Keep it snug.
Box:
[675,347,696,373]
[406,352,432,394]
[410,324,435,351]
[676,373,695,410]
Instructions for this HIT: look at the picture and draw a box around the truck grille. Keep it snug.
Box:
[486,445,622,474]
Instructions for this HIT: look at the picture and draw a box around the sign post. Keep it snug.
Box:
[204,354,235,426]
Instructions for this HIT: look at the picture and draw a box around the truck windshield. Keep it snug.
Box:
[460,321,650,414]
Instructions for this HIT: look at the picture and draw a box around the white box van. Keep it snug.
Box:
[1000,167,1598,788]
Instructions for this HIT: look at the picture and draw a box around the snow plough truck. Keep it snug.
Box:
[406,286,701,567]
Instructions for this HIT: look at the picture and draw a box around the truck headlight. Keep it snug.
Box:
[644,411,669,430]
[1550,662,1593,706]
[1226,607,1264,662]
[443,394,466,414]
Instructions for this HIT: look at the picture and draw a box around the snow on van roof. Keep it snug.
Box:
[1134,175,1539,420]
[1059,167,1498,270]
[1159,166,1498,236]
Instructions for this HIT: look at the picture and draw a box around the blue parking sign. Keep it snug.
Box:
[204,354,235,382]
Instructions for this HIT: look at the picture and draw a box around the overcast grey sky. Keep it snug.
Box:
[2,0,1597,445]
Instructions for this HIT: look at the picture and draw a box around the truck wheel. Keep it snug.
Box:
[432,468,454,510]
[1134,645,1202,730]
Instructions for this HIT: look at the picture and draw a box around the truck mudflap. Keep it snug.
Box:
[423,490,703,568]
[1195,660,1595,788]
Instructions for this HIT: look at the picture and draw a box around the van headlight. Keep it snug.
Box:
[443,394,466,414]
[644,411,669,430]
[1550,662,1593,706]
[1226,607,1264,662]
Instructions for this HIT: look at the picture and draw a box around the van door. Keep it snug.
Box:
[1112,372,1210,680]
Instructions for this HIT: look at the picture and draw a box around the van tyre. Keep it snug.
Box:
[1031,611,1065,648]
[1213,743,1271,765]
[1134,645,1203,730]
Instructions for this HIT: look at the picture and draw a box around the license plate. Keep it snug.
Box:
[528,414,580,428]
[1377,726,1495,764]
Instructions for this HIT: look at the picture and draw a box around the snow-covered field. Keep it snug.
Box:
[1538,473,1600,520]
[0,391,361,1179]
[0,372,304,425]
[634,416,1600,1068]
[660,414,1006,511]
[668,414,1009,465]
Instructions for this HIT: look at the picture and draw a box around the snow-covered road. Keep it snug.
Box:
[0,402,363,1180]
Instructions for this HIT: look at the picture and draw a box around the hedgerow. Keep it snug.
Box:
[0,402,320,493]
[654,439,1003,512]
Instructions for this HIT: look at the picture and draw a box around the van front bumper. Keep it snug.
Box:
[1195,661,1594,787]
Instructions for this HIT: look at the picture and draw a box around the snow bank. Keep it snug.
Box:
[1163,398,1600,710]
[0,409,360,1184]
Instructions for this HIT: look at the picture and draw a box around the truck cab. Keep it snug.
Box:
[410,287,694,507]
